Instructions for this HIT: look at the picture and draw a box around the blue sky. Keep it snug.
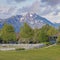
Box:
[0,0,60,23]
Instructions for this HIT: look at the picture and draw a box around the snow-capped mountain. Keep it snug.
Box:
[6,15,23,32]
[23,13,56,28]
[0,15,22,32]
[0,13,58,32]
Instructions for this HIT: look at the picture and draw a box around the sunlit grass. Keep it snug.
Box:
[0,45,60,60]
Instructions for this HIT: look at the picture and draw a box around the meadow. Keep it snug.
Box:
[0,45,60,60]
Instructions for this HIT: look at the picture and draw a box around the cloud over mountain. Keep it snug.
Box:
[18,0,60,16]
[7,0,26,4]
[41,0,60,6]
[0,0,60,23]
[0,6,17,19]
[15,0,26,3]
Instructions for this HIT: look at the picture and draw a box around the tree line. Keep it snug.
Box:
[0,23,60,44]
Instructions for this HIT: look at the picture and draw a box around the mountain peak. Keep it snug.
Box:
[0,12,58,32]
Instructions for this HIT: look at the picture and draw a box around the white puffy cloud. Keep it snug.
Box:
[41,0,60,6]
[0,6,17,19]
[14,0,26,3]
[43,12,60,23]
[7,0,26,4]
[0,0,60,23]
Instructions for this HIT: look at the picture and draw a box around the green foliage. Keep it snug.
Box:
[20,23,49,43]
[38,29,48,42]
[20,23,34,43]
[19,23,58,43]
[33,24,58,43]
[57,35,60,44]
[40,26,48,42]
[0,46,60,60]
[41,24,50,33]
[33,29,40,43]
[58,26,60,32]
[47,26,58,36]
[16,48,25,51]
[1,23,16,43]
[33,28,48,43]
[0,22,58,44]
[34,24,49,43]
[0,29,2,41]
[44,42,50,46]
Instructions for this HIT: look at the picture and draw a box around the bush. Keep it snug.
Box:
[16,48,25,51]
[44,42,50,46]
[56,36,60,45]
[56,41,60,45]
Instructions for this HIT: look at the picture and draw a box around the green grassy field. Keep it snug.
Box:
[0,45,60,60]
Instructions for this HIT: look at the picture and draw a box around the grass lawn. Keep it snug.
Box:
[0,45,60,60]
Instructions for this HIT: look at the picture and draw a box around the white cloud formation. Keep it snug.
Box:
[43,12,60,23]
[30,0,60,23]
[41,0,60,6]
[0,0,60,23]
[0,6,17,19]
[7,0,26,4]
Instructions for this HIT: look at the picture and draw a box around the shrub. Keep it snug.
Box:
[44,42,50,46]
[16,48,25,51]
[56,36,60,45]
